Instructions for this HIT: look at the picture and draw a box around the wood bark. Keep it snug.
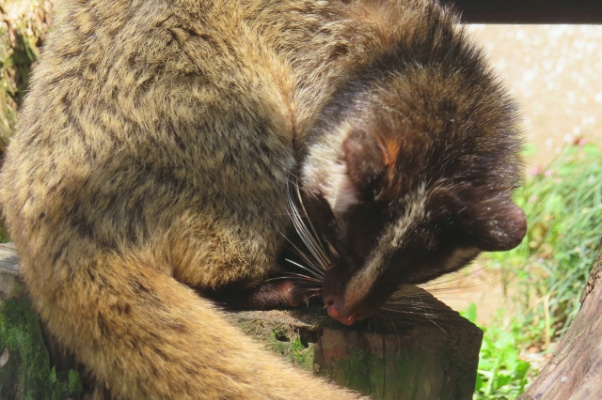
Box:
[519,242,602,400]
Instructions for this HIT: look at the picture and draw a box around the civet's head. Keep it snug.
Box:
[298,22,526,325]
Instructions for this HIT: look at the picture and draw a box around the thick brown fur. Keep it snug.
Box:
[0,0,524,398]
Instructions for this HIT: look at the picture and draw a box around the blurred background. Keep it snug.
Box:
[436,24,602,317]
[430,24,602,399]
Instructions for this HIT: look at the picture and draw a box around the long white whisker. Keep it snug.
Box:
[287,189,319,262]
[285,240,326,277]
[277,225,326,277]
[293,287,322,295]
[285,258,325,279]
[286,182,331,270]
[266,273,323,284]
[426,317,448,336]
[420,266,493,287]
[265,276,322,284]
[294,184,330,264]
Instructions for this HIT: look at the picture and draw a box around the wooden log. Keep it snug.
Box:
[0,243,482,399]
[229,300,482,400]
[0,243,85,400]
[519,243,602,400]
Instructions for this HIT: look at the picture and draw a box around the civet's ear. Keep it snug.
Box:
[467,197,527,252]
[342,129,401,202]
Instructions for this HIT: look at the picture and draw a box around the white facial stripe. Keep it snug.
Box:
[344,188,427,309]
[344,251,385,310]
[442,247,480,272]
[390,190,426,247]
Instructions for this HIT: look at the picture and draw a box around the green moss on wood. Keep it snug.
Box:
[0,297,83,400]
[269,329,316,370]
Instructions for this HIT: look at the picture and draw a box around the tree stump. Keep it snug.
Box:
[519,242,602,400]
[229,300,482,400]
[0,243,482,399]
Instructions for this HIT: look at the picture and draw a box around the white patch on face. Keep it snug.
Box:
[301,122,359,215]
[329,168,359,214]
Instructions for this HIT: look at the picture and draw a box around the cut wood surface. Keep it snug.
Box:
[519,243,602,400]
[0,243,482,399]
